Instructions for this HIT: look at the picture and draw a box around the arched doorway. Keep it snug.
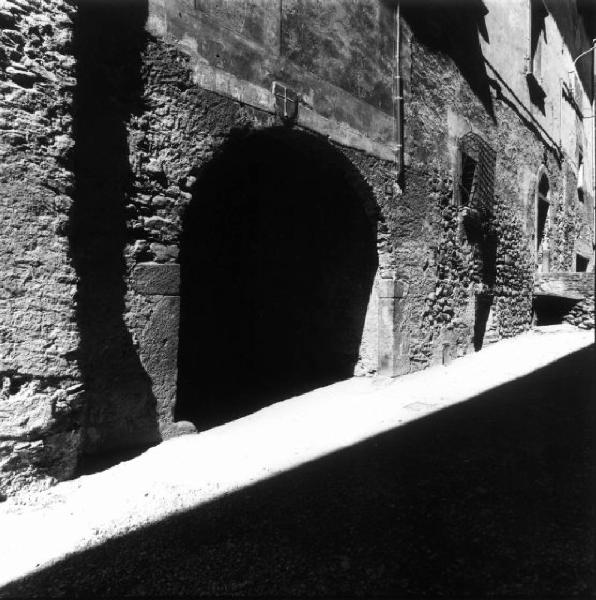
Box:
[535,171,550,272]
[175,128,378,430]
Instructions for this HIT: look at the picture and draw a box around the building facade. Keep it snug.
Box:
[0,0,594,497]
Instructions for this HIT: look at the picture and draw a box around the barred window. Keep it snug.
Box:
[460,152,477,206]
[455,132,496,222]
[456,133,498,287]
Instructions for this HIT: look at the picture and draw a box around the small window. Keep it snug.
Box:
[529,0,547,77]
[576,254,589,272]
[455,132,495,217]
[460,152,477,206]
[577,147,584,178]
[537,197,549,249]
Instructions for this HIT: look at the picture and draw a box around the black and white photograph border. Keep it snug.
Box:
[0,0,594,597]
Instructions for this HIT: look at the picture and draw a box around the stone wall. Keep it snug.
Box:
[69,0,162,458]
[564,296,595,329]
[394,6,590,372]
[1,0,593,497]
[0,0,81,497]
[0,1,400,492]
[75,26,399,450]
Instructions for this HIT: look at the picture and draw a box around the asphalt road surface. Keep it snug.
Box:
[1,345,594,598]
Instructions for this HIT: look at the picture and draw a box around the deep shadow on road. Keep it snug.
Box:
[2,345,594,598]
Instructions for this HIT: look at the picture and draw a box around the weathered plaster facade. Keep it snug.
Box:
[397,0,595,369]
[0,0,594,497]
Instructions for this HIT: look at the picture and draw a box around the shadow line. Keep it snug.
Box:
[2,345,594,597]
[402,0,495,121]
[68,0,160,463]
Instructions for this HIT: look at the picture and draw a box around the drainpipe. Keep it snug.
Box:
[559,78,563,149]
[394,0,403,186]
[592,56,595,261]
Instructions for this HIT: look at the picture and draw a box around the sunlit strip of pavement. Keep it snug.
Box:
[0,325,592,589]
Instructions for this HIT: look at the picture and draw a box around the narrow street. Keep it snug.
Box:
[1,1,595,598]
[1,329,594,598]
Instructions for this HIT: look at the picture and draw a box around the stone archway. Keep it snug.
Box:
[175,128,380,430]
[535,168,550,273]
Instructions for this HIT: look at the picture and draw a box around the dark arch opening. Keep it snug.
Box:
[533,295,579,325]
[175,128,378,430]
[536,173,550,271]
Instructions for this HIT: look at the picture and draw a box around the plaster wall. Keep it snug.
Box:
[482,0,595,190]
[147,0,396,157]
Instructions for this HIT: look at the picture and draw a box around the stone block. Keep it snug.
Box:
[0,382,54,439]
[132,262,180,296]
[534,272,592,300]
[149,243,179,263]
[160,420,197,439]
[139,295,180,423]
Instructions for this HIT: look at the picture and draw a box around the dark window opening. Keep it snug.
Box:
[576,254,589,272]
[537,197,549,247]
[459,152,477,206]
[578,188,585,203]
[538,172,549,197]
[577,148,585,203]
[175,129,378,431]
[535,172,550,272]
[527,0,548,111]
[529,0,548,75]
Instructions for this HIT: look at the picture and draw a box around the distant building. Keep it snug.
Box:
[0,0,594,497]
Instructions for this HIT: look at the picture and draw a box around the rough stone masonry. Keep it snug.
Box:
[0,0,81,497]
[0,0,594,498]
